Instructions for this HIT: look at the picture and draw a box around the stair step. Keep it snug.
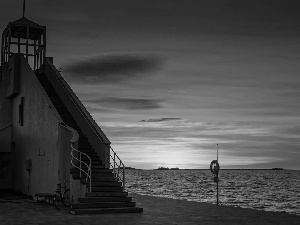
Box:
[72,202,136,209]
[92,175,116,179]
[78,149,95,153]
[91,187,123,192]
[78,196,132,203]
[82,161,102,166]
[72,173,115,179]
[87,181,122,187]
[72,161,104,167]
[77,152,97,156]
[78,142,91,145]
[93,168,113,172]
[83,177,117,182]
[78,140,91,143]
[79,155,100,161]
[78,140,90,144]
[86,192,128,197]
[72,171,115,178]
[78,145,93,149]
[78,146,94,150]
[91,165,106,169]
[71,207,143,215]
[80,154,99,159]
[74,164,105,170]
[78,148,95,153]
[71,168,112,173]
[71,167,112,173]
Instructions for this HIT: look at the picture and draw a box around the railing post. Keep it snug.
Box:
[79,152,82,178]
[113,152,116,179]
[89,165,91,192]
[90,159,92,192]
[64,123,92,192]
[123,164,125,192]
[108,147,125,192]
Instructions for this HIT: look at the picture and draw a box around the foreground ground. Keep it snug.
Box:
[0,190,299,225]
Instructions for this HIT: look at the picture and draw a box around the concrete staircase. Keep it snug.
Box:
[36,72,143,214]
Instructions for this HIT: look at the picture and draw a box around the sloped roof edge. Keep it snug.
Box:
[9,17,45,29]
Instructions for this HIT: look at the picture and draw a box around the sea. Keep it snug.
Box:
[125,169,300,215]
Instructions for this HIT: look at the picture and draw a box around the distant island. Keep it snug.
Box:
[157,167,180,170]
[157,167,169,170]
[147,168,287,171]
[124,167,138,170]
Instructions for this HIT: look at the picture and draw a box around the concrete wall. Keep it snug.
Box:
[0,152,12,189]
[6,54,72,195]
[58,125,73,186]
[0,62,12,131]
[0,62,13,189]
[0,125,11,153]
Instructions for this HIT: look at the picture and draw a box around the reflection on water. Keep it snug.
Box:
[126,170,300,215]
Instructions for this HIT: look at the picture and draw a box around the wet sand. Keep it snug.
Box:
[0,191,299,224]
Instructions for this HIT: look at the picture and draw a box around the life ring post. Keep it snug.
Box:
[210,143,220,205]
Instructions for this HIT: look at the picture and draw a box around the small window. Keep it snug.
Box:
[19,97,24,126]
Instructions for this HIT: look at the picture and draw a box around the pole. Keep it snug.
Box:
[217,173,219,205]
[217,144,219,205]
[217,144,218,161]
[23,0,26,18]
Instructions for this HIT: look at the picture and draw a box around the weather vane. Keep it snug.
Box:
[23,0,26,18]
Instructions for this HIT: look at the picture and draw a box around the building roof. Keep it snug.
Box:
[5,17,46,40]
[9,17,45,29]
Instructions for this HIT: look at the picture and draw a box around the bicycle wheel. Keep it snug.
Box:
[62,189,71,207]
[53,191,62,210]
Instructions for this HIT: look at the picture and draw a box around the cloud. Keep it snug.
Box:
[140,118,182,122]
[86,97,163,110]
[63,54,162,84]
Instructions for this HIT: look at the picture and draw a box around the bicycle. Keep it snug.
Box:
[53,180,71,210]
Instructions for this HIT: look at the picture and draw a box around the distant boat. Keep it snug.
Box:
[157,167,169,170]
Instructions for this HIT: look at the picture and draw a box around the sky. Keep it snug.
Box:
[1,0,300,169]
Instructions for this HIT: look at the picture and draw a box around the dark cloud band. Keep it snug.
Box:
[140,118,182,122]
[63,54,162,83]
[86,97,163,110]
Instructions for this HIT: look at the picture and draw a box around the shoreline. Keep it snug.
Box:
[135,169,299,171]
[129,192,300,216]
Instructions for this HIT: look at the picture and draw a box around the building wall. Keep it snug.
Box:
[8,55,71,195]
[0,125,12,189]
[0,62,13,189]
[0,62,12,134]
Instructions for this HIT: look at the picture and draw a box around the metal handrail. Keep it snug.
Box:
[71,143,92,192]
[108,147,125,191]
[59,122,92,192]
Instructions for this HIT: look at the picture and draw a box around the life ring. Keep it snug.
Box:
[210,160,220,175]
